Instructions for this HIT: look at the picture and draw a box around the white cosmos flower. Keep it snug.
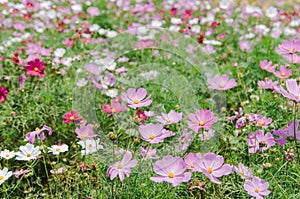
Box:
[170,18,182,25]
[71,4,82,14]
[15,143,41,161]
[0,168,12,185]
[54,48,66,58]
[220,0,232,10]
[76,78,88,87]
[106,30,118,38]
[203,39,222,46]
[48,144,68,155]
[90,24,100,32]
[104,89,118,98]
[266,7,277,18]
[77,138,103,155]
[0,149,16,160]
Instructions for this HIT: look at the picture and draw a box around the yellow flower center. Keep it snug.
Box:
[82,133,88,138]
[133,99,139,104]
[111,108,116,113]
[189,163,194,168]
[69,116,75,121]
[259,121,265,126]
[255,188,259,193]
[166,119,171,124]
[26,153,31,158]
[297,95,300,99]
[289,48,294,53]
[281,72,286,77]
[168,172,174,178]
[0,176,3,180]
[219,84,225,88]
[139,114,144,118]
[245,114,249,118]
[207,167,213,173]
[88,144,93,148]
[199,121,205,126]
[55,148,60,152]
[264,66,268,70]
[35,127,40,131]
[149,134,155,140]
[117,164,123,169]
[33,67,39,72]
[239,171,244,175]
[5,154,9,158]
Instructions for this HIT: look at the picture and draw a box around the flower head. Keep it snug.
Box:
[25,125,52,144]
[25,59,45,78]
[101,99,127,117]
[273,66,292,79]
[178,129,193,151]
[273,120,300,146]
[156,110,182,125]
[187,110,218,132]
[244,177,271,199]
[0,149,16,160]
[184,153,202,172]
[48,144,69,155]
[77,138,103,155]
[247,130,275,153]
[75,124,96,140]
[0,168,12,185]
[194,152,232,184]
[150,155,191,186]
[15,143,41,161]
[140,147,159,159]
[121,88,152,109]
[0,87,8,103]
[233,163,253,179]
[274,79,300,102]
[207,74,237,90]
[258,78,278,90]
[139,123,172,144]
[106,151,137,181]
[62,110,82,124]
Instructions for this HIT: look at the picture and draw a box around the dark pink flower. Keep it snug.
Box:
[25,59,45,78]
[0,87,8,103]
[62,110,82,124]
[150,155,191,187]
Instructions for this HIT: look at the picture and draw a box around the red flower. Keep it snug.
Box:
[25,59,45,78]
[62,110,82,124]
[0,87,8,103]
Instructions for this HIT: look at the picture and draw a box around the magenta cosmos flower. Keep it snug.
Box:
[62,110,82,124]
[25,58,45,78]
[75,124,96,140]
[194,152,232,184]
[244,177,271,199]
[121,88,152,109]
[156,110,182,125]
[0,87,8,103]
[106,151,137,182]
[247,130,275,153]
[101,99,127,117]
[259,60,276,73]
[274,79,300,102]
[207,74,237,90]
[187,110,218,132]
[273,120,300,146]
[150,155,191,187]
[273,65,292,79]
[139,123,173,144]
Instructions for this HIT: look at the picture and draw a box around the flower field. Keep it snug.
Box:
[0,0,300,198]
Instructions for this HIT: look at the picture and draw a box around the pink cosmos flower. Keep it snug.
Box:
[274,79,300,102]
[13,169,32,178]
[184,153,202,172]
[244,177,271,199]
[259,60,276,73]
[233,163,253,179]
[187,110,218,132]
[84,64,101,75]
[140,147,159,159]
[226,107,243,122]
[25,125,53,144]
[273,65,292,79]
[273,120,300,146]
[121,88,152,109]
[87,7,100,17]
[199,129,215,140]
[275,40,300,61]
[25,59,45,78]
[139,123,171,144]
[150,155,191,187]
[178,129,193,151]
[207,74,237,90]
[156,110,182,125]
[136,40,156,50]
[75,124,96,140]
[247,130,275,153]
[62,110,82,124]
[0,87,8,103]
[106,151,137,182]
[239,40,251,52]
[101,99,127,117]
[134,110,148,123]
[258,78,278,90]
[194,152,232,184]
[256,116,272,128]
